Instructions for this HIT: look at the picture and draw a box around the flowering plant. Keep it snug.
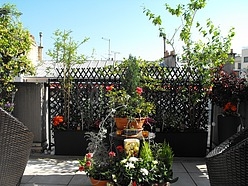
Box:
[111,141,177,185]
[209,67,248,116]
[52,115,67,130]
[79,151,116,180]
[106,85,155,119]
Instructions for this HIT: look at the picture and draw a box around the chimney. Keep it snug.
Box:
[38,32,43,61]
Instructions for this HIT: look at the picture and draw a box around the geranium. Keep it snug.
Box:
[106,85,155,120]
[223,102,238,116]
[78,151,117,180]
[209,67,248,115]
[52,115,66,130]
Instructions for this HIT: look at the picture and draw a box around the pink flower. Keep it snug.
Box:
[136,87,143,95]
[109,151,116,157]
[86,153,93,159]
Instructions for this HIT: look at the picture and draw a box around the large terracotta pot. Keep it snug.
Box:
[114,117,146,130]
[89,177,108,186]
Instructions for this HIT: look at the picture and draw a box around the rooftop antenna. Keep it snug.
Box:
[39,32,43,47]
[102,37,111,60]
[111,51,120,61]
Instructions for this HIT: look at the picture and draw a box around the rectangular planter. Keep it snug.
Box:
[155,131,208,157]
[54,130,88,156]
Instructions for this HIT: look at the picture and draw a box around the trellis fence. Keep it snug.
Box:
[48,66,209,134]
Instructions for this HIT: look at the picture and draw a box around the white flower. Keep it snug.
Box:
[140,168,149,176]
[128,157,138,162]
[152,160,158,165]
[121,159,127,164]
[125,162,135,169]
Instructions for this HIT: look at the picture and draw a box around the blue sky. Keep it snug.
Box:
[2,0,248,61]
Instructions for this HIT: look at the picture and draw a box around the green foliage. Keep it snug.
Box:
[47,29,89,126]
[139,141,154,162]
[0,3,35,112]
[143,0,235,86]
[121,55,140,96]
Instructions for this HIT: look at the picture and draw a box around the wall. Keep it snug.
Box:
[13,82,47,150]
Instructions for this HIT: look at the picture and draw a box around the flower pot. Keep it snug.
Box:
[54,130,88,156]
[124,138,140,157]
[217,115,241,144]
[155,130,208,157]
[89,177,108,186]
[114,117,146,130]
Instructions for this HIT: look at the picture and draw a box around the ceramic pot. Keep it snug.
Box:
[89,177,108,186]
[114,117,146,130]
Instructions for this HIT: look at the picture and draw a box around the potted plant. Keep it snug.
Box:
[109,141,178,185]
[79,137,178,185]
[143,0,235,156]
[78,105,178,186]
[155,81,209,157]
[106,55,155,134]
[47,29,90,155]
[106,85,155,131]
[209,66,248,143]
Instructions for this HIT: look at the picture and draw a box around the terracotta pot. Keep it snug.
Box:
[114,117,146,130]
[89,177,108,186]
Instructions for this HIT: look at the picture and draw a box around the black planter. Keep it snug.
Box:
[54,130,88,156]
[217,115,241,144]
[155,130,208,157]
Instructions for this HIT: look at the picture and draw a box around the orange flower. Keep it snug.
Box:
[106,85,114,91]
[223,102,237,113]
[231,104,237,112]
[53,116,64,126]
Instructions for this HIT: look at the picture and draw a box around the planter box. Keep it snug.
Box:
[54,130,88,156]
[155,130,208,157]
[218,115,241,144]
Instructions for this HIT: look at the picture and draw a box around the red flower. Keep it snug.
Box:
[106,85,114,91]
[108,151,116,157]
[116,145,124,152]
[79,165,84,171]
[136,87,143,95]
[132,181,137,186]
[85,161,91,167]
[53,116,64,126]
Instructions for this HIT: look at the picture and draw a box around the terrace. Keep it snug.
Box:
[21,154,210,186]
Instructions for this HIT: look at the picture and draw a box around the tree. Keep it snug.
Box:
[47,29,89,127]
[143,0,235,85]
[0,3,35,112]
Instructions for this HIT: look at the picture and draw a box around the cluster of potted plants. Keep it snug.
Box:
[79,133,177,185]
[209,66,248,143]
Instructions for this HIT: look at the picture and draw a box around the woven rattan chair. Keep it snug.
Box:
[0,107,33,186]
[206,127,248,186]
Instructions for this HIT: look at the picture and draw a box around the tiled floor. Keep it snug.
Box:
[21,155,210,186]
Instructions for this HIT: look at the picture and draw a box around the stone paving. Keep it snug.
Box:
[21,155,210,186]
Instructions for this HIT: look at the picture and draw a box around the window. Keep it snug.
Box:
[244,57,248,63]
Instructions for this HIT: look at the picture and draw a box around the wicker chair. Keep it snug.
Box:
[0,107,33,186]
[206,127,248,186]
